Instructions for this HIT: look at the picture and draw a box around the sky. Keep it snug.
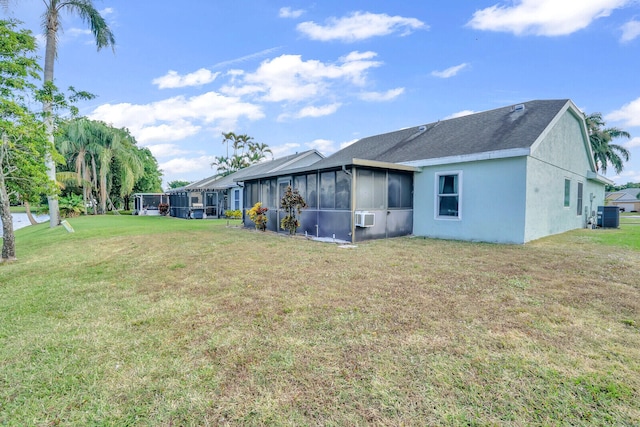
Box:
[4,0,640,189]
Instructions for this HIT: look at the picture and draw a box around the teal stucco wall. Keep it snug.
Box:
[524,108,603,242]
[413,157,528,244]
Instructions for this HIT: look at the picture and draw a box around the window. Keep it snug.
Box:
[388,172,413,209]
[335,170,350,209]
[320,172,335,209]
[436,172,461,219]
[307,173,317,208]
[564,179,571,207]
[356,169,385,210]
[320,170,351,210]
[577,182,583,216]
[233,189,240,210]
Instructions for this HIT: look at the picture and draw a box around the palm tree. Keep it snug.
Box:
[585,112,631,175]
[57,118,98,214]
[39,0,115,226]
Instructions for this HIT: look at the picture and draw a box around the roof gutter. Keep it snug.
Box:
[587,171,614,186]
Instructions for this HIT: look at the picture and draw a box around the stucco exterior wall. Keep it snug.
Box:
[524,109,603,241]
[413,157,528,244]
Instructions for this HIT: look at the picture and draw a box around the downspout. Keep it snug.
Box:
[345,165,355,244]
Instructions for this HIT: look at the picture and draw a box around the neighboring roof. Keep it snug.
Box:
[606,188,640,202]
[168,150,323,193]
[241,99,577,182]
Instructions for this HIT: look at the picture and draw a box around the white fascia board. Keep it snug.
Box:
[399,147,530,168]
[586,171,614,185]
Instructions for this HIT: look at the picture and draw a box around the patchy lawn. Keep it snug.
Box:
[1,216,638,425]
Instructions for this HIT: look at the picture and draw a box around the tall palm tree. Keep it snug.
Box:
[39,0,115,226]
[57,118,100,214]
[585,112,631,175]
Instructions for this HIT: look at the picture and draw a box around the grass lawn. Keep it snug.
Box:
[1,216,638,425]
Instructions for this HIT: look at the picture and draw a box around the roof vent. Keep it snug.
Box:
[418,125,427,132]
[511,103,525,112]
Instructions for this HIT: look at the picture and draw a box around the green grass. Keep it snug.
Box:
[1,216,639,425]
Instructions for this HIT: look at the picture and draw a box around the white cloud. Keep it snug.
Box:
[68,28,92,37]
[100,7,115,16]
[240,51,382,103]
[340,138,359,149]
[621,20,640,42]
[306,139,336,154]
[359,87,404,101]
[136,122,201,144]
[279,7,304,18]
[625,137,640,148]
[145,143,190,158]
[443,110,476,120]
[467,0,631,36]
[153,69,219,89]
[606,97,640,127]
[296,103,342,118]
[270,142,302,158]
[297,11,426,42]
[431,63,468,78]
[159,156,216,175]
[89,92,264,143]
[212,47,282,69]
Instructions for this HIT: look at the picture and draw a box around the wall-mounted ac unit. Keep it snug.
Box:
[355,211,375,227]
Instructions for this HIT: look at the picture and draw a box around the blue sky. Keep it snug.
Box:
[5,0,640,188]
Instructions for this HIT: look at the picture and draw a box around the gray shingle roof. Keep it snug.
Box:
[606,188,640,201]
[171,149,323,192]
[310,99,570,170]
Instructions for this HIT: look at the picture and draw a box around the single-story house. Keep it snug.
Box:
[239,99,612,244]
[167,150,323,219]
[606,188,640,212]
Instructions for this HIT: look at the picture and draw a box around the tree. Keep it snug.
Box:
[56,118,146,214]
[211,132,271,177]
[38,0,115,227]
[585,112,631,175]
[0,20,53,262]
[167,180,191,189]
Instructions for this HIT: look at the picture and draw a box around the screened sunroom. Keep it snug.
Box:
[242,161,416,242]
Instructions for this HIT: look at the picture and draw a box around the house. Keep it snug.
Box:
[239,99,612,244]
[606,188,640,212]
[167,150,323,219]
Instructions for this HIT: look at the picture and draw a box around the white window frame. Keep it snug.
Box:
[576,181,583,216]
[434,170,462,221]
[234,189,240,210]
[564,178,571,208]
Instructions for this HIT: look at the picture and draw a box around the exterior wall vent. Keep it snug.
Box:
[355,211,375,227]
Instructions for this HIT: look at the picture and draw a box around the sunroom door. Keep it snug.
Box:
[277,177,292,233]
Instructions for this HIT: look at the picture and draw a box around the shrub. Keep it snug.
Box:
[158,203,169,216]
[280,185,307,235]
[59,194,84,218]
[225,209,242,219]
[247,202,268,231]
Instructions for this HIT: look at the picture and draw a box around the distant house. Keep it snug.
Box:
[167,150,324,219]
[240,99,612,244]
[606,188,640,212]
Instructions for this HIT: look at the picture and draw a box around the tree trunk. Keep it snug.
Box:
[24,201,37,225]
[44,8,60,228]
[0,173,17,262]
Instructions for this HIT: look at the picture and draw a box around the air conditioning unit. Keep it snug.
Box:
[355,211,375,227]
